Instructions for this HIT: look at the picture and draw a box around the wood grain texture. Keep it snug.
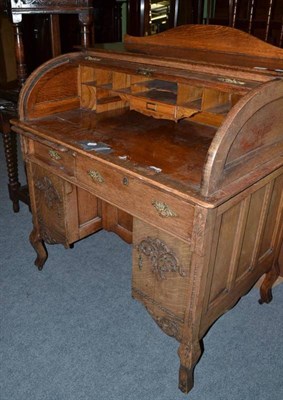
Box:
[125,24,283,61]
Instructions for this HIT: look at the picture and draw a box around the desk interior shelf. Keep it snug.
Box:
[79,66,250,123]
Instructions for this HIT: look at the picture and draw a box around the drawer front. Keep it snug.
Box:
[76,154,194,241]
[31,140,75,176]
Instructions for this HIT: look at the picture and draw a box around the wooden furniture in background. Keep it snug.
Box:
[11,25,283,394]
[127,0,201,36]
[92,0,127,43]
[0,0,93,212]
[9,0,93,85]
[127,0,282,47]
[206,0,283,47]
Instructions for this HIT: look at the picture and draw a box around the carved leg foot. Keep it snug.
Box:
[179,364,194,393]
[259,261,280,304]
[178,340,202,394]
[29,228,48,270]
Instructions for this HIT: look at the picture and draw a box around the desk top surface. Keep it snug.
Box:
[16,108,217,203]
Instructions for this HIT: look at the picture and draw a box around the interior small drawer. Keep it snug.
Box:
[31,140,75,176]
[76,154,194,242]
[129,97,177,121]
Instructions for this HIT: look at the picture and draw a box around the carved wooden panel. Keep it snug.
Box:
[32,163,72,246]
[30,163,102,246]
[132,218,192,340]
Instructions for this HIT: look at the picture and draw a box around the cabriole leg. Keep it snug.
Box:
[178,340,202,394]
[29,227,48,270]
[259,261,280,304]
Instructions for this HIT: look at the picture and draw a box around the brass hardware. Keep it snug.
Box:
[152,200,177,218]
[122,177,129,186]
[87,170,104,183]
[218,77,245,85]
[48,149,61,160]
[146,102,157,111]
[149,166,162,173]
[85,56,101,62]
[136,67,155,77]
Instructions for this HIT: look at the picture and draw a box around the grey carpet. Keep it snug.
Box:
[0,138,282,400]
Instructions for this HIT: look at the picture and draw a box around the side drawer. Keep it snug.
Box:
[76,154,194,242]
[29,139,75,177]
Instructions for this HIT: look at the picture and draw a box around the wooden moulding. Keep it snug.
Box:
[124,25,283,67]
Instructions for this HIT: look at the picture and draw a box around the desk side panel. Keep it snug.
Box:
[201,171,283,334]
[202,79,283,198]
[18,54,81,120]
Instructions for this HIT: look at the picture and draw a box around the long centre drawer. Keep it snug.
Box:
[75,154,194,242]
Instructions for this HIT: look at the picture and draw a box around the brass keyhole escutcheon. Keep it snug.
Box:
[122,177,129,186]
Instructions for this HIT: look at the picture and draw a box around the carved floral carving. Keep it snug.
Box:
[35,176,62,210]
[154,315,182,341]
[137,237,185,280]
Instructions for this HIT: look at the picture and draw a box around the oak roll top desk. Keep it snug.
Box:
[11,25,283,394]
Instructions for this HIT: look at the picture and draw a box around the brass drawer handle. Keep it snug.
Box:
[152,200,177,218]
[48,149,61,161]
[88,170,104,184]
[136,67,155,77]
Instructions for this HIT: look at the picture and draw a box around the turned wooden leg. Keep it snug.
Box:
[29,227,48,270]
[259,261,280,304]
[1,118,21,212]
[79,13,93,48]
[178,340,202,394]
